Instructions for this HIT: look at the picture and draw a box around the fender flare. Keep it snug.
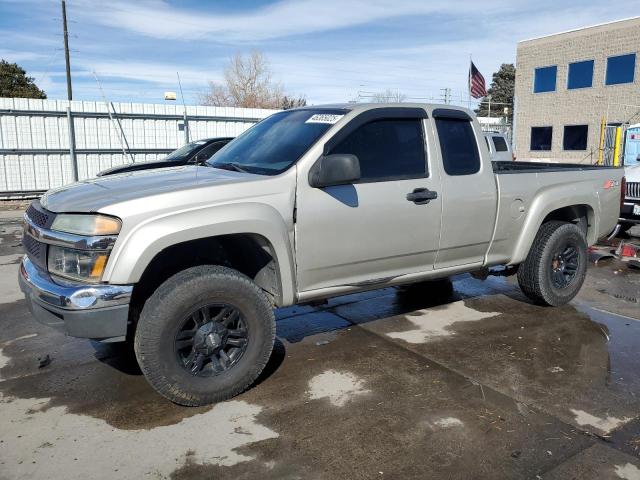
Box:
[103,202,297,305]
[510,187,598,264]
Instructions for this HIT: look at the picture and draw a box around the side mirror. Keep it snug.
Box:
[308,154,361,188]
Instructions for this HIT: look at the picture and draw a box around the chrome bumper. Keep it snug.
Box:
[19,256,133,341]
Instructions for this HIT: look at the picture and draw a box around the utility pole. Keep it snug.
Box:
[177,72,190,144]
[439,88,451,104]
[62,0,72,100]
[62,0,78,181]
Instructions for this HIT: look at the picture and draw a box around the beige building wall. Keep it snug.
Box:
[514,17,640,163]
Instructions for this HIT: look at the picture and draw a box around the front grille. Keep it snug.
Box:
[23,200,55,271]
[627,182,640,200]
[22,234,47,270]
[25,200,55,229]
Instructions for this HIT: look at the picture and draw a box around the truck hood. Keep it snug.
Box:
[40,165,257,213]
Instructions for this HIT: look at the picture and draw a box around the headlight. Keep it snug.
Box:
[48,245,109,283]
[51,214,121,236]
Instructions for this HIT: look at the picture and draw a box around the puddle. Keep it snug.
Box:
[276,311,350,343]
[307,369,370,406]
[386,300,500,343]
[577,305,640,393]
[0,392,278,480]
[364,293,640,433]
[0,334,38,381]
[0,258,23,305]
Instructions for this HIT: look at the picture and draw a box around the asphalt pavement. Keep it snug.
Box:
[1,210,639,480]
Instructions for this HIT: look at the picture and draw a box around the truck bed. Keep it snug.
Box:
[492,161,619,174]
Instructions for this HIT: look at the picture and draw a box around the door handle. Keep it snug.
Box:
[406,188,438,205]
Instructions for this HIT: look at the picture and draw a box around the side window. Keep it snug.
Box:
[492,136,508,152]
[330,119,427,182]
[435,118,481,176]
[196,141,227,161]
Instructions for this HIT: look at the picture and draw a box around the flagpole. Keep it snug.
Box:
[468,54,472,110]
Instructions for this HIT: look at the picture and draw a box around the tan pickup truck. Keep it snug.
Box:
[19,103,624,405]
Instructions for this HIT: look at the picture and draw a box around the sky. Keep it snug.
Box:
[1,0,639,106]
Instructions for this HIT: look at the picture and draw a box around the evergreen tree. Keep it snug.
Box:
[0,60,47,99]
[475,63,514,122]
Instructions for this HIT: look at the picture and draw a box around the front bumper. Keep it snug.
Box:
[18,256,133,342]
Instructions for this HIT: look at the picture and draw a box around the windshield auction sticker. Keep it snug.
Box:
[305,114,344,124]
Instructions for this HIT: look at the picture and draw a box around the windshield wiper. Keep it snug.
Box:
[212,162,253,173]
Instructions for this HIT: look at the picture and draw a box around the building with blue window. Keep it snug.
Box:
[514,17,640,164]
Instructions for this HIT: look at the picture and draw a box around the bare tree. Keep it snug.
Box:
[370,88,406,103]
[280,95,307,110]
[200,50,305,109]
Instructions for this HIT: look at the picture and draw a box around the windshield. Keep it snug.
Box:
[206,109,347,175]
[165,140,208,161]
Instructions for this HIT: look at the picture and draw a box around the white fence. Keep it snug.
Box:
[0,98,277,194]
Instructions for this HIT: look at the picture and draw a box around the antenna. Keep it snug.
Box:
[92,71,134,163]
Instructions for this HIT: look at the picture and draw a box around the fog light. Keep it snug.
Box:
[69,289,99,308]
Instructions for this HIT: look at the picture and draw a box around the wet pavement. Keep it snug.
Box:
[1,215,640,479]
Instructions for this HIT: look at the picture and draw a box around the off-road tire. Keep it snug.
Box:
[134,265,275,406]
[517,221,587,306]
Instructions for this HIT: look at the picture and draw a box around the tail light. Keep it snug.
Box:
[512,152,517,161]
[620,176,626,214]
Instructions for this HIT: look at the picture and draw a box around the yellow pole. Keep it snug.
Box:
[612,126,622,167]
[597,116,605,165]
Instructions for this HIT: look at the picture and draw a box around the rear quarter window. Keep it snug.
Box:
[435,118,481,176]
[492,136,508,152]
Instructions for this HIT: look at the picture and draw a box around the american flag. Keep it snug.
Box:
[469,61,487,99]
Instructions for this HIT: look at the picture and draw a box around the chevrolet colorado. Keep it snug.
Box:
[19,104,623,406]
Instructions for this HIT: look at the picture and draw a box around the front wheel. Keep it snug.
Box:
[134,265,275,406]
[517,221,587,306]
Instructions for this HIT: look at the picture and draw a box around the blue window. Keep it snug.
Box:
[605,53,636,85]
[567,60,594,89]
[533,66,557,93]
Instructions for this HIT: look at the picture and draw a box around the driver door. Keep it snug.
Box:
[294,109,442,292]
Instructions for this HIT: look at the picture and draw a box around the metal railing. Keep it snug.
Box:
[0,98,276,197]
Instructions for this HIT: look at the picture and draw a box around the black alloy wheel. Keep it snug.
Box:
[550,243,579,289]
[175,304,249,377]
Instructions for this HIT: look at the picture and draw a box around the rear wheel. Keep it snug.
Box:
[517,221,587,306]
[134,265,275,406]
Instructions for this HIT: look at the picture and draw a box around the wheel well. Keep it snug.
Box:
[129,234,281,328]
[541,204,593,239]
